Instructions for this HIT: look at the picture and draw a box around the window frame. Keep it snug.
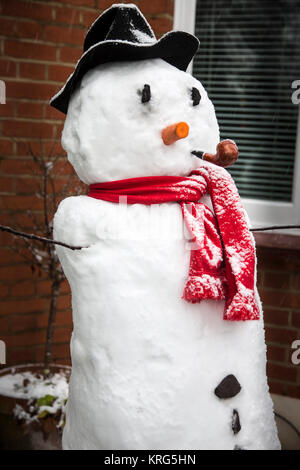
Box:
[174,0,300,231]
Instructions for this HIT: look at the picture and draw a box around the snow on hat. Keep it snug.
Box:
[50,3,199,114]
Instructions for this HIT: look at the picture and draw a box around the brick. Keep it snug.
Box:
[33,344,45,361]
[264,271,291,290]
[19,62,46,80]
[55,309,72,326]
[265,327,297,346]
[7,81,58,101]
[294,273,300,290]
[54,122,64,137]
[4,40,57,61]
[140,0,174,15]
[60,279,70,294]
[16,20,44,40]
[0,102,14,118]
[53,326,72,343]
[0,17,16,36]
[0,248,12,264]
[0,285,9,297]
[1,158,37,175]
[266,362,297,383]
[10,280,35,297]
[147,16,173,36]
[9,214,39,230]
[97,0,119,9]
[57,294,71,310]
[264,309,289,326]
[52,177,72,194]
[0,231,12,245]
[0,177,14,192]
[259,289,300,310]
[16,141,42,157]
[53,160,75,175]
[16,102,44,119]
[0,315,10,333]
[11,314,37,332]
[3,194,44,210]
[266,344,286,363]
[59,0,95,6]
[81,9,100,27]
[268,381,286,396]
[36,312,49,329]
[37,280,52,296]
[44,25,85,46]
[0,265,34,282]
[0,139,14,156]
[52,342,70,360]
[3,330,46,347]
[9,347,34,364]
[2,1,53,22]
[15,177,40,194]
[48,64,74,83]
[257,248,300,272]
[0,59,17,77]
[291,312,300,328]
[0,298,48,315]
[42,141,64,157]
[59,45,81,64]
[55,6,81,26]
[3,120,53,139]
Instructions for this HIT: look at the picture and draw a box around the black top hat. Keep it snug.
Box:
[50,4,199,114]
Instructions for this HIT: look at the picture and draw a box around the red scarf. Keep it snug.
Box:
[88,162,260,321]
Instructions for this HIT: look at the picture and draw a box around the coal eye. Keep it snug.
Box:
[191,87,201,106]
[141,84,151,103]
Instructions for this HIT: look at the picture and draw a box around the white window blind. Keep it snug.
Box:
[193,0,300,202]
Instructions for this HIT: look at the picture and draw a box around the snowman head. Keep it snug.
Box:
[62,58,219,184]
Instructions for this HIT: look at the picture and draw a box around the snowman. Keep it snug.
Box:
[51,4,280,450]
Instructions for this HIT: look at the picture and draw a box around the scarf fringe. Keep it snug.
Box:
[183,274,227,303]
[224,290,260,321]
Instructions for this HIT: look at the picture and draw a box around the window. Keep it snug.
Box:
[174,0,300,229]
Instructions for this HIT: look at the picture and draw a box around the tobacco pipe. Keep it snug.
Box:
[192,139,239,168]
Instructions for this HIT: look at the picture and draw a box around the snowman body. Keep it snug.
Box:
[54,59,280,450]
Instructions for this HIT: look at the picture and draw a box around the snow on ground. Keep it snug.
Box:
[0,367,69,427]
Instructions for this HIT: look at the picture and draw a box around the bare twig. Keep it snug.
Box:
[0,224,83,250]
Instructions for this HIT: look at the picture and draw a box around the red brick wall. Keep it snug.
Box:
[257,247,300,399]
[0,0,299,399]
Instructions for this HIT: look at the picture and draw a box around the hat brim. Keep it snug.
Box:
[50,31,199,114]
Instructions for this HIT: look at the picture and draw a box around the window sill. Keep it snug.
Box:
[254,232,300,251]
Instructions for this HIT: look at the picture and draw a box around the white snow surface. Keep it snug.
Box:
[0,370,68,400]
[54,59,280,450]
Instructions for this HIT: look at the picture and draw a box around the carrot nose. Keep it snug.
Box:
[162,122,189,145]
